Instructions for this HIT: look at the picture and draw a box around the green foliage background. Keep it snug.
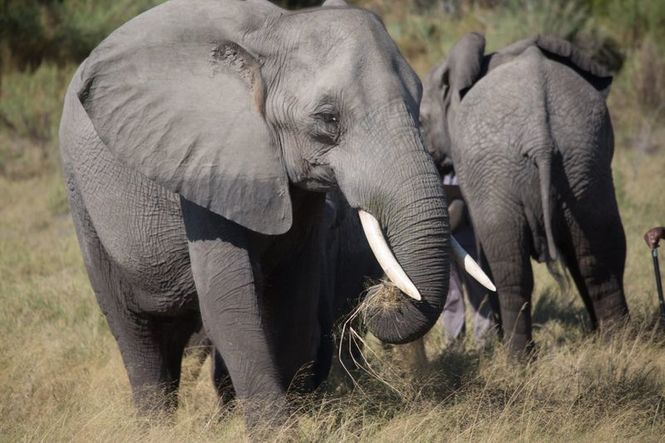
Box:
[1,0,664,177]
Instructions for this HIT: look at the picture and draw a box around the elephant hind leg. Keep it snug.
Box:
[86,256,199,413]
[475,216,535,357]
[67,176,197,413]
[560,201,628,330]
[121,314,200,413]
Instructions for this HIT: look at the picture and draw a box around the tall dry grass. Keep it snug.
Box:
[1,152,665,441]
[1,0,665,441]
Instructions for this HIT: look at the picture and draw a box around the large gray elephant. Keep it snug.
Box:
[59,0,453,425]
[420,33,629,356]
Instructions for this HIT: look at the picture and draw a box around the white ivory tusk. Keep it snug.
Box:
[358,210,422,301]
[450,236,497,292]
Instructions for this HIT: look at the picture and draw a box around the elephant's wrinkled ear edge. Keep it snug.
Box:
[76,57,118,154]
[450,32,486,98]
[198,40,294,236]
[424,59,449,108]
[433,60,449,91]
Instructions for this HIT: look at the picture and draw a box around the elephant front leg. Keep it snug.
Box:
[181,199,286,428]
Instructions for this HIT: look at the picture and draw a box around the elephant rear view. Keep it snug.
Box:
[421,33,628,355]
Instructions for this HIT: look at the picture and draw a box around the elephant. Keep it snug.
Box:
[59,0,460,426]
[420,33,629,356]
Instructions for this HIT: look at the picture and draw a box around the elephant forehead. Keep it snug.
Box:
[283,7,384,38]
[277,8,397,68]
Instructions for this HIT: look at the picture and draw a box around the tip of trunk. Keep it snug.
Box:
[360,281,444,344]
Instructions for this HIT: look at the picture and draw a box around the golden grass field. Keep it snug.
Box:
[1,1,665,441]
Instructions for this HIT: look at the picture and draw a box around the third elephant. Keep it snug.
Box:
[420,33,629,355]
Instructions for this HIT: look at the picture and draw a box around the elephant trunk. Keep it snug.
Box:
[332,104,451,344]
[352,141,450,344]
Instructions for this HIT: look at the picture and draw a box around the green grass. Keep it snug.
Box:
[1,0,665,441]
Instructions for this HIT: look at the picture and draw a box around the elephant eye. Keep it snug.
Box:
[319,112,338,125]
[312,110,341,145]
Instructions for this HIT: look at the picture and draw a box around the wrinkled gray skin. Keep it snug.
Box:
[59,0,450,425]
[420,33,628,356]
[186,190,381,403]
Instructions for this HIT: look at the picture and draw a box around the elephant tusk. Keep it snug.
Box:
[358,210,422,301]
[450,236,497,292]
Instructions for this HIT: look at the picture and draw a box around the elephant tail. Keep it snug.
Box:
[535,155,557,261]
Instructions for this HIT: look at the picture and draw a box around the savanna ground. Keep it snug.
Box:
[1,0,665,441]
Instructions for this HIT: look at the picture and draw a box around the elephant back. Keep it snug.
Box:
[485,34,612,98]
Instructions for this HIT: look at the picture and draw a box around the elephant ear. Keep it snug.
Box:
[534,34,613,97]
[445,32,486,100]
[77,0,292,235]
[422,33,485,163]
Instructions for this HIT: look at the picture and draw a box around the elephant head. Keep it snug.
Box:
[420,32,613,173]
[76,0,458,344]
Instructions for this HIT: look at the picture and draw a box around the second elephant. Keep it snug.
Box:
[420,33,629,355]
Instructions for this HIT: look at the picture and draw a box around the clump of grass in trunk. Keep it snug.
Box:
[360,280,404,322]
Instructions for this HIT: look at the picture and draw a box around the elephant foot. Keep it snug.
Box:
[131,382,180,419]
[594,312,630,344]
[240,394,291,436]
[504,333,536,363]
[593,295,629,331]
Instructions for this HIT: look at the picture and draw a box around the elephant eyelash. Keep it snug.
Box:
[312,111,341,145]
[318,112,339,125]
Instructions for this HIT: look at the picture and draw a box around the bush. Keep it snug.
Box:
[589,0,665,49]
[0,63,75,178]
[0,0,166,70]
[633,38,665,114]
[0,62,73,143]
